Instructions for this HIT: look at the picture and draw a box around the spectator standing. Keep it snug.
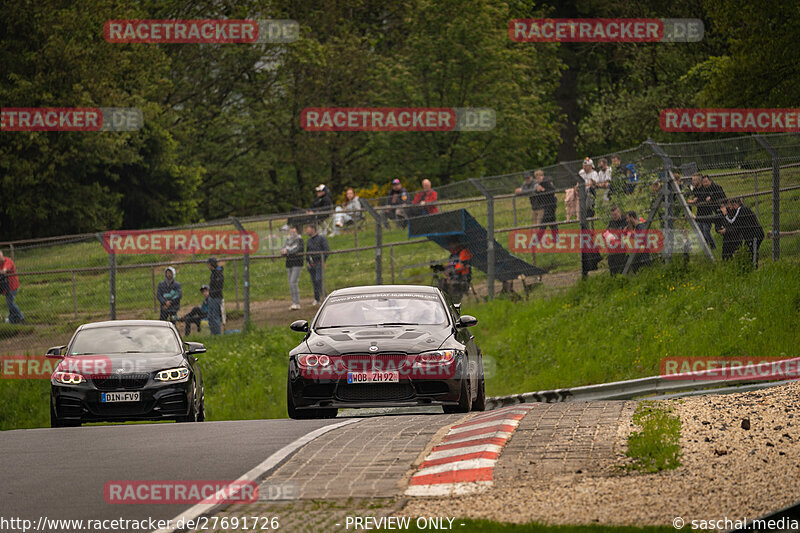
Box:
[385,178,409,227]
[412,179,439,215]
[625,210,652,272]
[0,250,24,323]
[606,206,628,275]
[206,258,224,335]
[720,198,765,265]
[564,184,579,221]
[305,224,330,305]
[181,285,209,336]
[596,158,612,202]
[694,175,726,250]
[578,158,598,218]
[156,267,182,322]
[281,226,304,310]
[520,170,558,265]
[334,187,363,228]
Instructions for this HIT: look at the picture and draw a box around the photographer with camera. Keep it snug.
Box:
[434,238,472,303]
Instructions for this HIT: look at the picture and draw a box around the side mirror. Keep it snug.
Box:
[290,319,309,333]
[453,303,462,315]
[456,315,478,329]
[46,346,65,359]
[185,342,206,355]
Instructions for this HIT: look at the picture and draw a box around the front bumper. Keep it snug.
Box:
[51,377,195,423]
[288,355,466,410]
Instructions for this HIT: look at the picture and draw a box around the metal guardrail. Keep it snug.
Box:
[486,357,800,409]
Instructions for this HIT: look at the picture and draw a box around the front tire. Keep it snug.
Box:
[50,403,80,427]
[443,375,472,414]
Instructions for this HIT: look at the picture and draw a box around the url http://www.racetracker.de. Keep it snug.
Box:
[0,515,282,532]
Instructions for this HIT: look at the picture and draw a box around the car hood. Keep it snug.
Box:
[58,353,186,375]
[295,325,456,355]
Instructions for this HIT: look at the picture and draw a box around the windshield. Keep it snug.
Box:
[315,292,448,328]
[69,326,181,355]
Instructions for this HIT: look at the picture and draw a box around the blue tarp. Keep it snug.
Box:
[408,209,545,281]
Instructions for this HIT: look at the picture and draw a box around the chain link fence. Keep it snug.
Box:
[2,133,799,353]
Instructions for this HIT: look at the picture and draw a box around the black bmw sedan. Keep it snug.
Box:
[287,285,485,419]
[48,320,205,427]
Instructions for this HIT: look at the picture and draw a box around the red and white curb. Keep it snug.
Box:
[405,404,535,496]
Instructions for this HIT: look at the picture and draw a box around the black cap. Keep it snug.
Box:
[207,257,218,267]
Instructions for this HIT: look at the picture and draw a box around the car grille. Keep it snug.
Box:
[92,373,150,390]
[336,383,415,402]
[340,354,412,372]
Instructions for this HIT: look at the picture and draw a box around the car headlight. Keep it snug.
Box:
[297,354,330,367]
[155,367,190,382]
[53,371,86,385]
[415,350,460,365]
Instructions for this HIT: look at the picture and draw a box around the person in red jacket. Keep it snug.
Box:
[0,250,24,323]
[412,179,439,215]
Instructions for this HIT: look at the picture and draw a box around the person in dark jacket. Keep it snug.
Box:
[625,210,652,272]
[206,257,224,335]
[181,285,209,336]
[304,224,330,305]
[281,226,304,310]
[694,175,726,250]
[516,170,557,266]
[156,266,182,321]
[308,184,334,224]
[719,197,765,265]
[385,179,409,227]
[605,206,628,275]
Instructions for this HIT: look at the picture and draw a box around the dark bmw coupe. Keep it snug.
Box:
[287,285,485,419]
[48,320,205,427]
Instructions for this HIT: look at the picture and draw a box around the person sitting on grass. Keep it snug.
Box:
[179,285,209,336]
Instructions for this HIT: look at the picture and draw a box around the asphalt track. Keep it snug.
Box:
[0,419,342,531]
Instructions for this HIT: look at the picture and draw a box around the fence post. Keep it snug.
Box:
[754,135,780,261]
[361,199,383,285]
[469,178,495,300]
[560,162,587,279]
[512,196,517,227]
[234,258,240,310]
[152,268,157,312]
[109,250,116,320]
[9,243,14,261]
[578,179,588,279]
[72,271,78,319]
[230,218,250,330]
[95,233,117,320]
[390,245,395,284]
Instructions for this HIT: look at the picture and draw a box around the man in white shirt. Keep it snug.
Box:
[578,157,598,189]
[596,157,612,202]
